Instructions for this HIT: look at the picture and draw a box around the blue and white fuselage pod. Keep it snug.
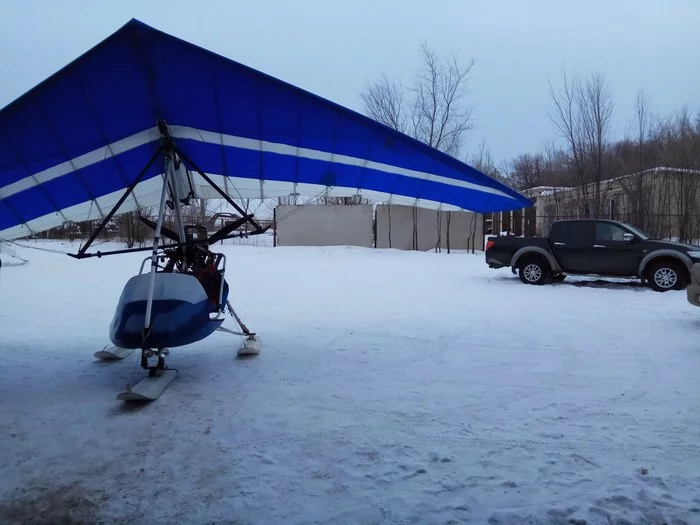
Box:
[109,272,224,349]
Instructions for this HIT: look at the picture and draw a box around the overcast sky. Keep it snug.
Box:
[1,0,698,168]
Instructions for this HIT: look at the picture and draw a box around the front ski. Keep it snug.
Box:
[117,369,178,401]
[94,345,134,360]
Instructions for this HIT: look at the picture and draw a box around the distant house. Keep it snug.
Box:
[484,167,700,243]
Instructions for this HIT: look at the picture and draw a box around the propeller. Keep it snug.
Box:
[138,216,181,242]
[138,214,268,247]
[208,214,255,244]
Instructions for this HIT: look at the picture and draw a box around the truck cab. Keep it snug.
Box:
[549,219,649,277]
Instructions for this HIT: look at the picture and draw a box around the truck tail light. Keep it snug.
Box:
[485,239,495,251]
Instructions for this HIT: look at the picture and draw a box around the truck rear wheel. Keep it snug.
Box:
[518,256,550,285]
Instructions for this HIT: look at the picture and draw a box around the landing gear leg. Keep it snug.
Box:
[216,301,262,357]
[155,352,166,373]
[138,348,169,373]
[117,348,178,401]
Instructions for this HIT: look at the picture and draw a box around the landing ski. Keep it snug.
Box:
[117,369,178,401]
[94,345,134,360]
[238,335,261,357]
[216,327,262,357]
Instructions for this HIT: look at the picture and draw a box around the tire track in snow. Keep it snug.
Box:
[395,404,700,457]
[224,414,700,525]
[412,432,700,457]
[230,423,374,453]
[226,401,700,459]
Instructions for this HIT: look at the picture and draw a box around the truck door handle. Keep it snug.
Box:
[593,244,605,248]
[554,242,566,246]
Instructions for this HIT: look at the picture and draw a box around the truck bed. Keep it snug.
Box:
[485,235,550,268]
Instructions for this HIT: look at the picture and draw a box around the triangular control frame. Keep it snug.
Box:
[68,119,269,260]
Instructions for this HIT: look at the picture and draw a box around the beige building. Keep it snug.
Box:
[486,167,700,243]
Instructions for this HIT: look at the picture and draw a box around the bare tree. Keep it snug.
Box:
[276,194,300,206]
[361,42,475,158]
[509,153,546,190]
[506,139,579,192]
[548,70,614,217]
[548,70,589,212]
[634,90,650,172]
[118,207,156,248]
[469,140,507,184]
[581,73,614,216]
[361,73,407,133]
[410,42,475,157]
[619,90,653,230]
[665,107,700,242]
[318,195,372,205]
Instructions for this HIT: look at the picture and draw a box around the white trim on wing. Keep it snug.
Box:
[1,124,516,204]
[191,173,468,212]
[170,126,516,200]
[0,123,524,240]
[0,127,162,200]
[0,176,165,241]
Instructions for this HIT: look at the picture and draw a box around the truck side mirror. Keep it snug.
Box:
[623,233,635,243]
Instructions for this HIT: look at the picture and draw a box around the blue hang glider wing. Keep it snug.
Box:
[0,18,532,241]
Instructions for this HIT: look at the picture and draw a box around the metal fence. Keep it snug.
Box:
[374,205,483,252]
[274,204,484,252]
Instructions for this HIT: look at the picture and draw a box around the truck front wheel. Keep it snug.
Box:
[645,259,687,292]
[518,256,550,285]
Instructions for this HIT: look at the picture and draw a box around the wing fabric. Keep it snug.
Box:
[0,19,531,241]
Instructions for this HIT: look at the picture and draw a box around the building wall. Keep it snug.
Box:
[375,204,483,251]
[533,171,700,241]
[274,204,374,247]
[480,169,700,242]
[273,203,485,251]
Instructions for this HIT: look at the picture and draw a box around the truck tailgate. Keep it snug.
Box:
[485,236,548,268]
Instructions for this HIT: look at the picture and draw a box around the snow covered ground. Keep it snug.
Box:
[1,239,699,524]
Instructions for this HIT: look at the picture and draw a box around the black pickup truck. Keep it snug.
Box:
[485,219,700,291]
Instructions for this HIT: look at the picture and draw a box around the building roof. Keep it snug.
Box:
[522,166,700,197]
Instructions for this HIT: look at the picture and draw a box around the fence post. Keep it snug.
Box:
[273,207,277,247]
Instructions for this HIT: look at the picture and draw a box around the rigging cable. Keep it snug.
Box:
[0,237,71,255]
